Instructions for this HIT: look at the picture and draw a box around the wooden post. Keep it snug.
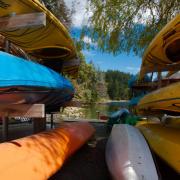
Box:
[5,39,10,52]
[96,111,100,120]
[33,118,46,134]
[2,116,9,141]
[158,71,162,88]
[50,113,54,129]
[2,37,10,142]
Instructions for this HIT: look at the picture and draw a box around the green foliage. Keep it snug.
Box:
[105,70,131,100]
[85,0,180,56]
[70,53,107,102]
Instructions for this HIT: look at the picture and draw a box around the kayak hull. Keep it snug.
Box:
[106,124,158,180]
[137,82,180,115]
[0,0,76,60]
[0,122,95,180]
[137,121,180,173]
[0,51,74,108]
[140,14,180,78]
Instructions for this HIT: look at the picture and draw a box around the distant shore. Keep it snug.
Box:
[97,100,129,104]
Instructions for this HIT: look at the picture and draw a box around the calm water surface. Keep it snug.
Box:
[81,101,129,119]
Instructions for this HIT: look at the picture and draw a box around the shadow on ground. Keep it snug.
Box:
[50,122,111,180]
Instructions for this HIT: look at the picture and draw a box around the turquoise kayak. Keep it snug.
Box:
[0,51,74,110]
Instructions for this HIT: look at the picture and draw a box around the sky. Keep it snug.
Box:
[65,0,142,74]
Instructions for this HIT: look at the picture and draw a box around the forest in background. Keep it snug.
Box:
[70,53,131,103]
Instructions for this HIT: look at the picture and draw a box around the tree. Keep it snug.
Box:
[43,0,72,28]
[105,70,131,100]
[84,0,179,56]
[70,52,100,102]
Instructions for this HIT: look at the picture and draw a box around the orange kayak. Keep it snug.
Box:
[0,122,95,180]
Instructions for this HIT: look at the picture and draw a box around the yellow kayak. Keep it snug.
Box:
[61,58,80,78]
[0,0,76,60]
[42,57,80,78]
[136,120,180,173]
[140,14,180,78]
[137,82,180,115]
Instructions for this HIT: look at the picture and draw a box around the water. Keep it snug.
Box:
[81,101,129,119]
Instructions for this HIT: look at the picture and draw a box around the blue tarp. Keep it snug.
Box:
[0,51,74,91]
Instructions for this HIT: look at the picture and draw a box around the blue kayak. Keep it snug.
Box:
[0,51,74,110]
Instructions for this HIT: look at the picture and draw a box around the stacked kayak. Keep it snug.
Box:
[0,122,95,180]
[0,51,74,109]
[0,0,76,60]
[42,57,80,78]
[106,124,158,180]
[137,119,180,173]
[137,82,180,115]
[140,14,180,79]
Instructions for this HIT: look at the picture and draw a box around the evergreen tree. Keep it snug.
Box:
[43,0,72,28]
[105,70,131,100]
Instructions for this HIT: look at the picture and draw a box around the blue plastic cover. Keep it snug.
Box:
[0,51,74,91]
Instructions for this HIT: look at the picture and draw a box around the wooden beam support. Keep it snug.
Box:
[2,117,9,141]
[50,113,54,129]
[0,12,46,31]
[5,39,10,52]
[33,118,46,134]
[0,104,45,118]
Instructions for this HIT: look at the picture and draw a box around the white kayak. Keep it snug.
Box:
[106,124,158,180]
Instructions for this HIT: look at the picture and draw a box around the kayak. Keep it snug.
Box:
[0,34,79,78]
[137,82,180,115]
[42,57,80,79]
[137,120,180,173]
[61,58,80,78]
[0,51,74,109]
[0,122,95,180]
[0,0,76,60]
[106,124,158,180]
[140,14,180,78]
[107,108,130,127]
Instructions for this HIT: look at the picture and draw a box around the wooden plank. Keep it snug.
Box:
[0,12,46,31]
[0,104,45,118]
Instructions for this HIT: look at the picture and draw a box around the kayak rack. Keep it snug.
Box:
[0,10,48,140]
[0,104,46,141]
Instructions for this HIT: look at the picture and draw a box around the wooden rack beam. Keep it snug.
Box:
[0,12,46,31]
[0,104,45,118]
